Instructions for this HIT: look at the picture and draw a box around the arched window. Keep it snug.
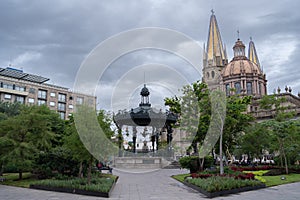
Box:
[206,72,210,78]
[258,83,262,95]
[246,82,252,94]
[234,82,241,94]
[211,71,215,79]
[226,84,230,96]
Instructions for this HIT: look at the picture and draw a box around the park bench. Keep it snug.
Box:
[0,177,6,182]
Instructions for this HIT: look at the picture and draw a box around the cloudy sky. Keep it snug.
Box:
[0,0,299,111]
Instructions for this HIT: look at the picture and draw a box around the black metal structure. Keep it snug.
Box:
[113,84,177,155]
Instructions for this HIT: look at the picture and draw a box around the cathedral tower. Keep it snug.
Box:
[203,10,228,90]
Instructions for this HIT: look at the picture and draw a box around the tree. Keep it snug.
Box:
[73,105,117,184]
[259,94,297,174]
[0,105,60,179]
[63,114,91,178]
[239,123,271,162]
[221,95,254,161]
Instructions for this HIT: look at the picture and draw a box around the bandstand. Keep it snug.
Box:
[113,84,178,168]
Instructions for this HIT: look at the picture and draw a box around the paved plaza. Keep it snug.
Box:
[0,169,300,200]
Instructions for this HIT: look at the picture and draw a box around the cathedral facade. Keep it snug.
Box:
[202,11,300,120]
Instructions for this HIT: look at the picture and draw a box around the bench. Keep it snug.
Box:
[0,177,6,182]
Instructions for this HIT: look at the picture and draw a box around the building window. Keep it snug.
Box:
[49,101,56,107]
[259,83,262,95]
[28,98,35,103]
[4,94,11,99]
[3,83,13,90]
[206,72,210,78]
[68,105,73,109]
[29,88,36,94]
[15,96,25,104]
[88,98,94,105]
[50,92,56,97]
[58,93,66,102]
[234,82,241,94]
[58,103,66,111]
[38,90,47,99]
[246,82,252,95]
[58,112,65,120]
[76,97,84,105]
[38,99,46,105]
[226,84,230,96]
[15,85,25,92]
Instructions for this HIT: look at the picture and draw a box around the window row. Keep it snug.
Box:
[0,82,26,91]
[225,82,263,95]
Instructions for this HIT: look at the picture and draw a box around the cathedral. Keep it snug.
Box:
[202,11,300,120]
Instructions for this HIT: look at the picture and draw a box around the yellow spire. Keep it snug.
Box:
[206,10,227,66]
[248,37,261,68]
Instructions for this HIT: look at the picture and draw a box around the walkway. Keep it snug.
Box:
[0,169,300,200]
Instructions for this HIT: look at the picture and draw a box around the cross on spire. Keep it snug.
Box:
[237,29,240,40]
[211,9,214,15]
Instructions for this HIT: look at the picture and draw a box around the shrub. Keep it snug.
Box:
[187,176,261,193]
[179,156,214,173]
[32,176,116,193]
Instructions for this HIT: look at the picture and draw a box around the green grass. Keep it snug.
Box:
[0,172,35,188]
[264,174,300,187]
[172,174,189,182]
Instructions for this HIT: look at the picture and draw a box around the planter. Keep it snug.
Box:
[182,180,266,198]
[30,177,118,198]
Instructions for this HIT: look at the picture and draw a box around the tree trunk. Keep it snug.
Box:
[87,156,93,185]
[19,169,23,180]
[220,134,224,175]
[0,162,3,176]
[78,161,83,178]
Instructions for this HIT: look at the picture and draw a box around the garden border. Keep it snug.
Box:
[29,177,118,198]
[182,180,266,198]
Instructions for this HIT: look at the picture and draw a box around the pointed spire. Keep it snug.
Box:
[248,37,261,68]
[206,10,227,66]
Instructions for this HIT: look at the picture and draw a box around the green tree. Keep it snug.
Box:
[0,105,59,179]
[73,106,117,184]
[259,94,297,174]
[222,95,254,161]
[239,123,271,162]
[63,114,91,178]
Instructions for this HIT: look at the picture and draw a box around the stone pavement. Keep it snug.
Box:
[0,168,300,200]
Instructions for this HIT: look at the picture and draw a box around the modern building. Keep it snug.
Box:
[202,11,300,120]
[0,67,96,119]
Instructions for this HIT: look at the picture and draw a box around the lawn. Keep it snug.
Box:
[264,174,300,187]
[0,172,35,188]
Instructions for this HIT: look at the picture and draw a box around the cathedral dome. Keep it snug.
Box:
[222,59,262,77]
[222,38,262,77]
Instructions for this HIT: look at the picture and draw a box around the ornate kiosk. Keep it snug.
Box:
[113,84,177,168]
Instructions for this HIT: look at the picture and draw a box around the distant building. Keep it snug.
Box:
[202,11,300,119]
[0,67,96,119]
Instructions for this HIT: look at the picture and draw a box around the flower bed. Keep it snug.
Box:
[190,172,255,180]
[230,165,275,172]
[30,176,118,198]
[184,176,265,198]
